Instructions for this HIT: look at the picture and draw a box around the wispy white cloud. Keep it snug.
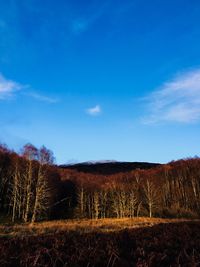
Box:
[0,73,23,99]
[142,68,200,124]
[26,92,59,103]
[86,105,101,116]
[0,73,58,103]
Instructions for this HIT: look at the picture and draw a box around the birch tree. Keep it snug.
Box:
[143,179,158,218]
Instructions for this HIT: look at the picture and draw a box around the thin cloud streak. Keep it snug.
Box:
[0,73,59,103]
[26,92,59,103]
[86,105,101,116]
[142,68,200,124]
[70,1,110,34]
[0,73,23,99]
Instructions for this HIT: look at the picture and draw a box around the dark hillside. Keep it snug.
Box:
[60,161,160,175]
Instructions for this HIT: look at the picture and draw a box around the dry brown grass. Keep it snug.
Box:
[0,219,200,266]
[0,217,197,237]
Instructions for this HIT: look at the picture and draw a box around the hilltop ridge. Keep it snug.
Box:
[60,161,160,175]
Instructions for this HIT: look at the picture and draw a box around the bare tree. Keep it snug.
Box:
[23,159,34,222]
[76,186,87,218]
[128,190,138,218]
[143,179,158,218]
[31,146,53,223]
[31,164,50,223]
[11,160,20,222]
[93,191,100,219]
[99,190,108,218]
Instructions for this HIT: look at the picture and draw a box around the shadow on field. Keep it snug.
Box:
[0,221,200,267]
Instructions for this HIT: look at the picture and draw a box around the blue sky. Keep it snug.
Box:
[0,0,200,164]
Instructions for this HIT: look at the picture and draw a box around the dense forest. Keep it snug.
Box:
[0,143,200,223]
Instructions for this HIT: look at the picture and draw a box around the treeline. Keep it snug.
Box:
[0,142,200,223]
[64,158,200,219]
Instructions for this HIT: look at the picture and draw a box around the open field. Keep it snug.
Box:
[0,218,200,267]
[0,217,195,237]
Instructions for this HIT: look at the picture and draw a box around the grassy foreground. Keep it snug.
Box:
[0,218,200,266]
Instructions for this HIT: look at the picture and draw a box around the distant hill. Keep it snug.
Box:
[60,161,161,175]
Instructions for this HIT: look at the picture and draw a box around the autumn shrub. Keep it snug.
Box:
[162,207,199,219]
